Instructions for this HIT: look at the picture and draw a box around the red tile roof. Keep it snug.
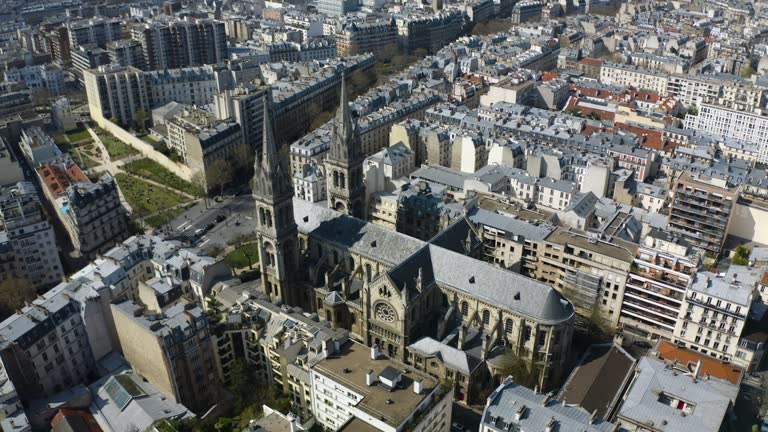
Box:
[656,340,743,385]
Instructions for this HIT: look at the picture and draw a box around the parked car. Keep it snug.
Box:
[451,423,467,432]
[194,228,205,237]
[216,214,226,223]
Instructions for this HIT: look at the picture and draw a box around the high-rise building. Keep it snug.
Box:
[83,65,149,127]
[66,18,122,49]
[0,182,63,289]
[685,103,768,164]
[325,77,366,219]
[214,84,269,162]
[130,19,227,71]
[107,39,147,70]
[668,172,737,258]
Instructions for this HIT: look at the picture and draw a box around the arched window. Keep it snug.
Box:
[333,171,339,188]
[265,210,273,228]
[348,256,354,271]
[505,319,514,334]
[299,238,306,253]
[365,263,372,283]
[461,301,469,316]
[259,207,266,226]
[340,173,346,189]
[482,309,490,326]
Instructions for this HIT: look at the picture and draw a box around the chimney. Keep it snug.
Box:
[515,405,526,421]
[414,378,423,395]
[366,369,375,386]
[693,359,702,382]
[458,325,466,350]
[371,344,380,360]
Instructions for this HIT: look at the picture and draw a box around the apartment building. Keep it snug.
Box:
[535,178,577,211]
[619,247,697,341]
[130,19,227,71]
[294,161,326,203]
[673,266,757,365]
[144,66,220,107]
[336,22,397,57]
[3,64,64,96]
[394,10,465,54]
[467,206,554,275]
[37,163,128,259]
[685,103,768,164]
[214,84,269,158]
[70,44,111,83]
[207,282,348,424]
[535,228,636,327]
[0,288,97,399]
[166,106,244,179]
[599,63,669,94]
[606,145,654,181]
[107,39,147,70]
[511,1,544,24]
[19,127,62,167]
[66,18,121,49]
[668,172,737,258]
[669,74,763,112]
[112,299,219,414]
[0,182,63,289]
[83,65,150,127]
[310,341,453,432]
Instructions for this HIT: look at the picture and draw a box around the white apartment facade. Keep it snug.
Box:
[673,266,756,365]
[685,103,768,164]
[600,63,669,94]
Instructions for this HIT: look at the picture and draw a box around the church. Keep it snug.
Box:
[251,79,576,390]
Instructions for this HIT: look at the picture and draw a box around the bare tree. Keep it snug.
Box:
[206,159,234,196]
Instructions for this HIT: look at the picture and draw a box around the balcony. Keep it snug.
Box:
[620,308,676,331]
[629,270,689,292]
[624,285,683,309]
[686,296,746,319]
[622,298,679,322]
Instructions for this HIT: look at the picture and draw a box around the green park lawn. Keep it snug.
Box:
[115,174,188,218]
[95,128,139,160]
[66,128,91,143]
[122,158,204,197]
[224,243,260,269]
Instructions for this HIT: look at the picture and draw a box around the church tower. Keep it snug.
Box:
[325,74,366,219]
[253,95,300,305]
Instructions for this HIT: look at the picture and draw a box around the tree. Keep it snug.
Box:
[233,143,254,177]
[0,279,36,320]
[310,110,334,131]
[742,65,756,78]
[206,159,233,196]
[733,245,751,265]
[378,43,400,63]
[133,108,147,132]
[687,106,699,116]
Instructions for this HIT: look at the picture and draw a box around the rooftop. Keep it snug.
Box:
[312,342,439,428]
[617,357,738,432]
[654,340,743,385]
[556,343,636,420]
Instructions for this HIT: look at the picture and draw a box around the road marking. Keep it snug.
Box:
[178,222,191,230]
[199,238,210,247]
[245,216,253,220]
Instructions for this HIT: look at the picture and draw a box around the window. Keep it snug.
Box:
[461,301,468,316]
[482,310,490,326]
[505,319,514,333]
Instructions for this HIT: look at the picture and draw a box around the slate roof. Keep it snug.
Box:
[556,343,635,420]
[292,198,425,266]
[407,337,482,375]
[617,357,738,432]
[481,377,618,432]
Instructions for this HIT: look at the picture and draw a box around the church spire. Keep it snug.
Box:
[260,96,278,174]
[254,94,290,200]
[329,72,359,162]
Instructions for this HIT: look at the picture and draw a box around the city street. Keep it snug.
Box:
[156,192,256,250]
